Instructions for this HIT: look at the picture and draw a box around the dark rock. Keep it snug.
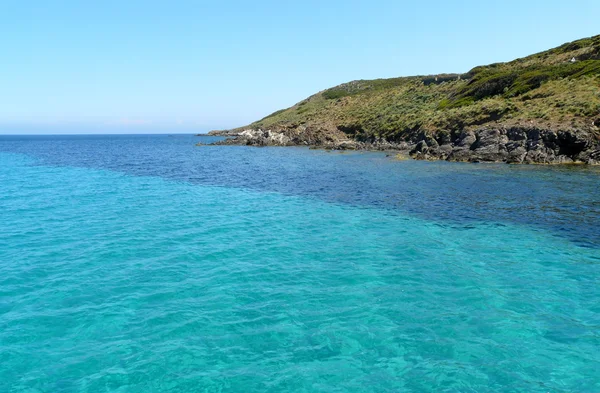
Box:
[427,137,439,149]
[553,155,575,164]
[435,131,452,145]
[455,131,477,148]
[206,125,600,166]
[524,145,555,164]
[556,130,590,156]
[411,140,429,155]
[506,127,527,141]
[578,148,600,164]
[470,129,509,161]
[428,144,453,160]
[506,145,527,163]
[446,147,474,162]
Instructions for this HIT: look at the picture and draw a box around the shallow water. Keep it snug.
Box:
[1,134,599,392]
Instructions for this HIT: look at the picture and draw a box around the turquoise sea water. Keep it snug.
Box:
[1,135,599,392]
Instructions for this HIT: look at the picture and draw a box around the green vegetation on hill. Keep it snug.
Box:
[242,35,600,142]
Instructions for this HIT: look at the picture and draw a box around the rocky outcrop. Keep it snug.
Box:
[204,128,411,151]
[208,126,346,147]
[410,126,600,165]
[201,125,600,165]
[220,129,293,146]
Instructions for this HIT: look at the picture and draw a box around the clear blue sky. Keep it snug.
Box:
[1,0,599,133]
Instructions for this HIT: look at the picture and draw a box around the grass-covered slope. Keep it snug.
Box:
[238,35,600,143]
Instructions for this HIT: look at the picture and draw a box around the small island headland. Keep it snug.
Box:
[201,35,600,165]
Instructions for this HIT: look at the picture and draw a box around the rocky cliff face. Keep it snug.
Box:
[410,127,600,164]
[206,125,600,165]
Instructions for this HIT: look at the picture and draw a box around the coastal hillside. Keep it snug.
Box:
[213,35,600,164]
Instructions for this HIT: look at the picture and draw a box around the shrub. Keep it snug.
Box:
[323,89,352,100]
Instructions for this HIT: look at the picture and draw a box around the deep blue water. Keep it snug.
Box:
[1,134,599,392]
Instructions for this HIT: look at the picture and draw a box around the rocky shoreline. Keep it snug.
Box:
[199,126,600,165]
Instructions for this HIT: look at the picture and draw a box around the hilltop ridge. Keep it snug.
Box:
[209,35,600,164]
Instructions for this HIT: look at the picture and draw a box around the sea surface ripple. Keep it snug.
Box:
[0,134,599,392]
